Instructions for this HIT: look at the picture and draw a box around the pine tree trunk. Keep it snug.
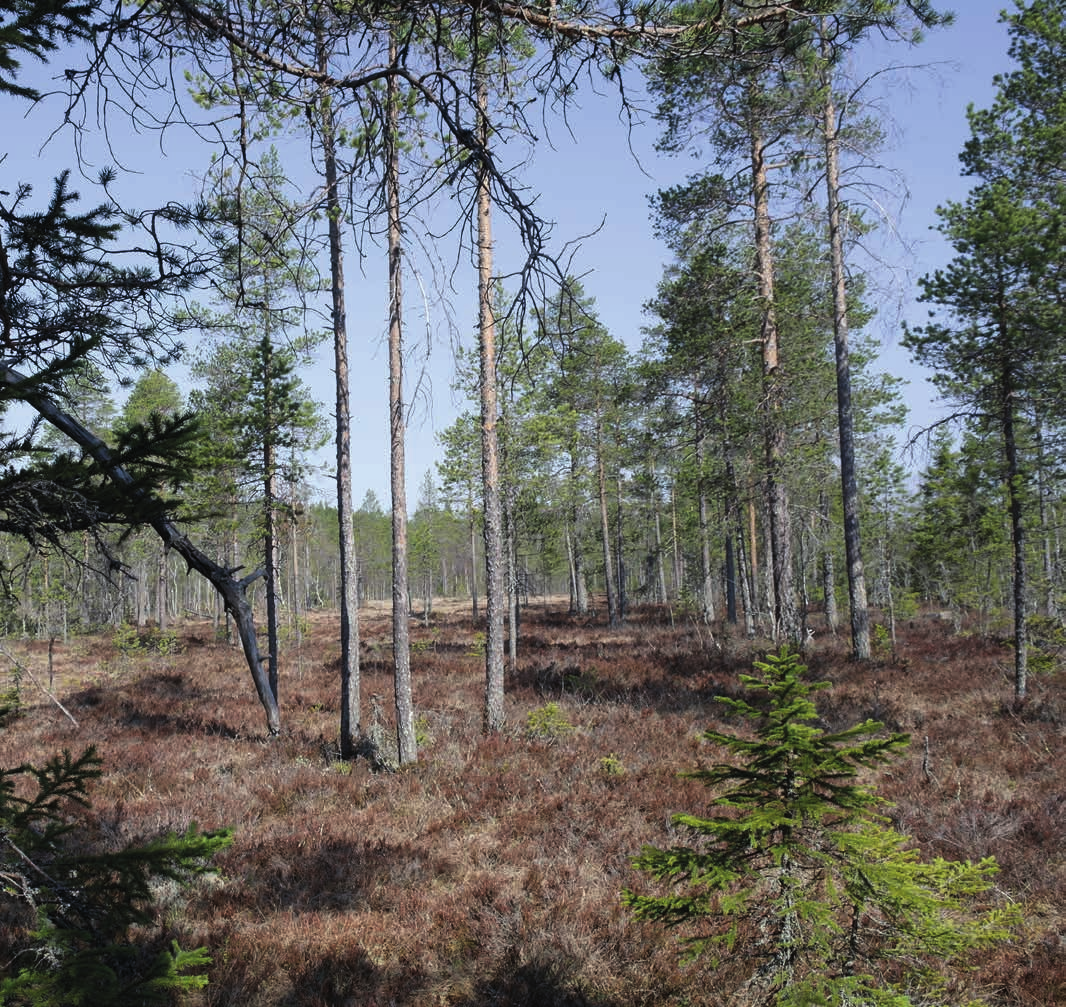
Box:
[476,71,506,733]
[695,415,714,624]
[1035,424,1057,617]
[156,543,167,632]
[750,118,799,644]
[290,505,302,648]
[569,453,589,615]
[724,456,741,626]
[265,434,280,703]
[820,489,839,634]
[1002,351,1028,700]
[596,410,619,628]
[387,46,416,765]
[653,487,668,605]
[262,338,281,703]
[747,493,759,626]
[821,35,870,659]
[615,474,627,621]
[319,38,360,756]
[671,481,684,599]
[469,494,479,619]
[506,484,518,673]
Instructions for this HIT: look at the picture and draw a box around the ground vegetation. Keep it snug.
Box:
[0,603,1061,1005]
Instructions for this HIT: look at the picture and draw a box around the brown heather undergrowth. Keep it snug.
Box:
[1,602,1065,1006]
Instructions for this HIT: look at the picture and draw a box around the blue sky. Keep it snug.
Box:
[7,3,1016,507]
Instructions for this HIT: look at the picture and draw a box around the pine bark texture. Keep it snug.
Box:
[387,50,416,765]
[262,341,281,701]
[751,119,799,644]
[1001,343,1029,700]
[319,44,360,756]
[477,73,506,733]
[596,409,619,628]
[821,36,870,660]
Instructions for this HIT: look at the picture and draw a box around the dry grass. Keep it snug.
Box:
[1,601,1064,1005]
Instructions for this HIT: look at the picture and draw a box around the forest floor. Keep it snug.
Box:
[1,600,1064,1006]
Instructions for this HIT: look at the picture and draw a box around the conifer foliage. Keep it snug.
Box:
[0,745,232,1005]
[623,648,1014,1006]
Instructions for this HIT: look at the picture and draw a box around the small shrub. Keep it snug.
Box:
[466,631,486,657]
[149,626,181,656]
[414,713,434,748]
[624,646,1016,1006]
[1027,615,1066,675]
[598,753,625,779]
[525,702,574,743]
[112,621,144,657]
[0,659,23,723]
[112,624,181,658]
[411,629,439,655]
[895,590,920,621]
[564,665,600,698]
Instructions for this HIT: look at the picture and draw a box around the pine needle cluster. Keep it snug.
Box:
[0,744,231,1006]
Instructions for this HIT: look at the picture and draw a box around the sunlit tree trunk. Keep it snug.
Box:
[1001,345,1028,701]
[505,483,518,674]
[596,408,619,628]
[387,41,416,765]
[615,473,627,620]
[819,489,839,634]
[695,410,714,624]
[568,450,589,615]
[468,489,479,618]
[652,484,668,604]
[476,68,505,733]
[751,117,799,644]
[820,30,870,659]
[318,35,360,757]
[262,340,280,701]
